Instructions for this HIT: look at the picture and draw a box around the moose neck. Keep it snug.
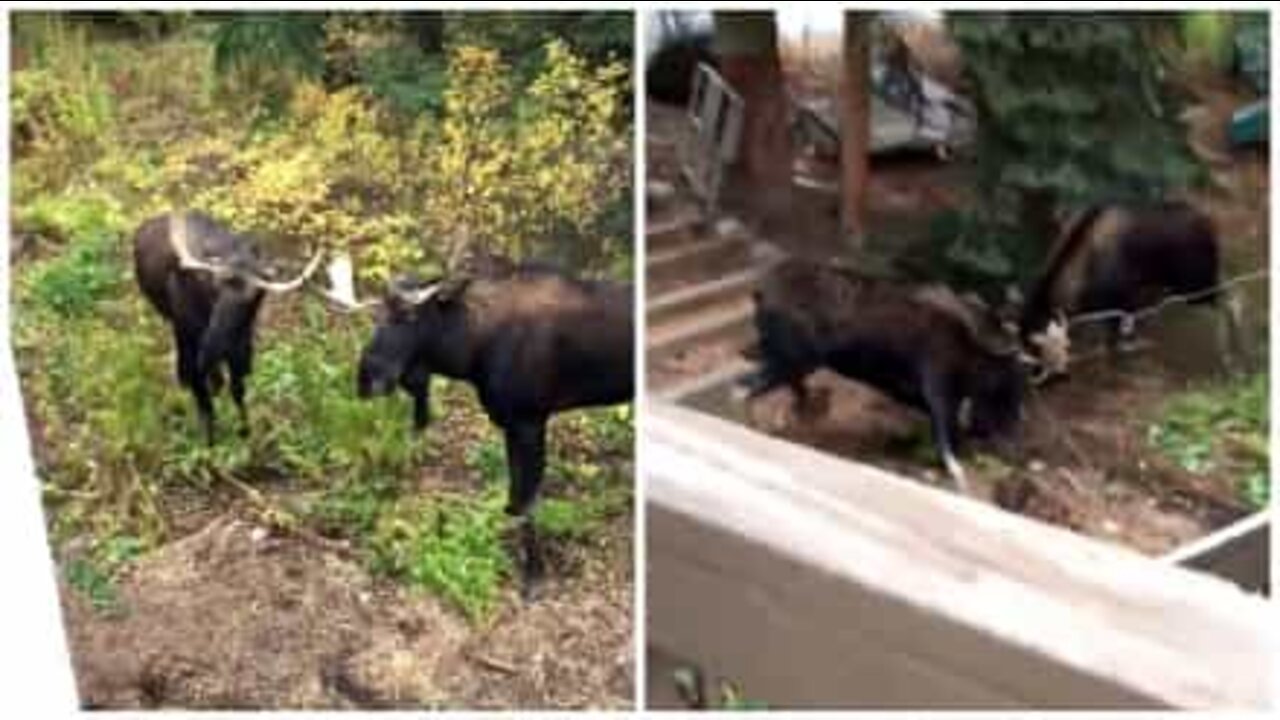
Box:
[412,305,476,380]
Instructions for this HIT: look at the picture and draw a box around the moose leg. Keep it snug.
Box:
[174,326,197,388]
[191,374,216,445]
[226,338,252,437]
[790,376,829,420]
[177,329,216,443]
[400,363,432,431]
[731,367,786,402]
[922,373,967,494]
[503,418,549,601]
[789,376,812,414]
[737,308,818,404]
[1216,290,1247,374]
[1106,312,1141,359]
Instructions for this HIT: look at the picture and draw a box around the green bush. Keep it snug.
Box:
[1149,372,1269,509]
[22,235,120,318]
[950,14,1202,264]
[369,489,513,622]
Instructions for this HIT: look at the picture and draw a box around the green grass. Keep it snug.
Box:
[673,668,769,711]
[17,193,127,318]
[368,489,513,622]
[363,405,633,621]
[63,533,144,613]
[1149,372,1269,510]
[465,437,507,486]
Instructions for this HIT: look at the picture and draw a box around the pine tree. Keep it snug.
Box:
[949,14,1201,257]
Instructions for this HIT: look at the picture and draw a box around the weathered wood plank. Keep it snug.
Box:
[645,400,1273,709]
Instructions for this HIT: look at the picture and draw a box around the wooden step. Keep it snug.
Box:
[647,265,764,328]
[645,209,705,254]
[651,356,758,402]
[647,236,750,296]
[647,298,754,364]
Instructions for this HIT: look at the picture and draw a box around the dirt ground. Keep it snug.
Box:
[60,505,633,710]
[726,353,1247,556]
[40,350,634,710]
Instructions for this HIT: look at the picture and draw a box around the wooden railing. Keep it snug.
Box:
[646,399,1272,709]
[678,62,744,218]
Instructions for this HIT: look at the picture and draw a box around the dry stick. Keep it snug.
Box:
[470,652,519,675]
[212,468,359,559]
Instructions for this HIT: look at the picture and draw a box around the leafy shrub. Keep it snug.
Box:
[168,83,429,285]
[533,497,603,542]
[358,40,448,115]
[64,533,145,613]
[12,17,115,195]
[12,15,114,145]
[23,237,120,318]
[1149,372,1269,509]
[920,208,1041,294]
[210,13,327,116]
[425,41,630,272]
[369,489,512,622]
[17,193,128,317]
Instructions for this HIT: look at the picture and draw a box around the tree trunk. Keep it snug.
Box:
[405,11,444,55]
[1019,188,1059,255]
[840,12,872,247]
[714,12,792,220]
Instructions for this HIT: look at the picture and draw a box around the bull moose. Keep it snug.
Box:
[334,256,635,592]
[1018,201,1244,373]
[134,211,321,443]
[735,258,1031,492]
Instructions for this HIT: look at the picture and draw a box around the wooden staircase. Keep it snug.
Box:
[645,182,777,393]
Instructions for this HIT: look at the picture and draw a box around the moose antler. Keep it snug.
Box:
[396,281,442,306]
[249,250,324,294]
[1022,314,1071,385]
[169,210,322,293]
[318,252,379,312]
[169,210,228,275]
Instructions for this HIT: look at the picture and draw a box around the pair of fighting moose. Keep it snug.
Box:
[134,210,633,595]
[739,199,1245,492]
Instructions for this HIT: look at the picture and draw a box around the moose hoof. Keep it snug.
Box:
[519,574,546,606]
[795,388,831,422]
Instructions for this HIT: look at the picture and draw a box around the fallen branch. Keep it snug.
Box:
[212,468,359,560]
[470,652,519,676]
